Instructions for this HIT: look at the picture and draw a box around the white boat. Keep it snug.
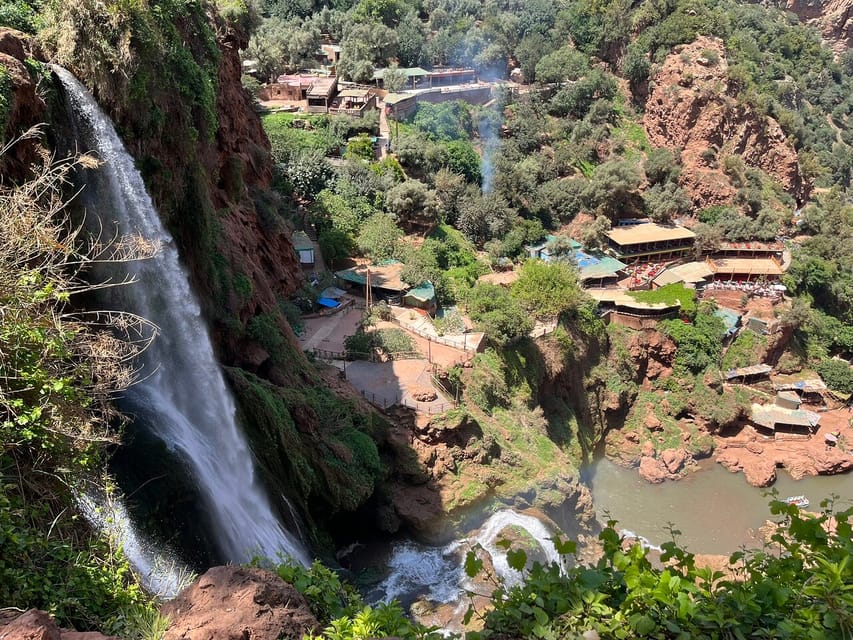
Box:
[785,495,809,508]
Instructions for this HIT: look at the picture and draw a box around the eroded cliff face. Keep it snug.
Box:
[0,29,45,181]
[761,0,853,55]
[644,36,809,209]
[14,5,393,551]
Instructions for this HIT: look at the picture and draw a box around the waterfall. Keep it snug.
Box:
[53,66,309,567]
[373,509,562,605]
[75,484,191,599]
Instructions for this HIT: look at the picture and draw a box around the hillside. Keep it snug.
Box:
[1,0,853,636]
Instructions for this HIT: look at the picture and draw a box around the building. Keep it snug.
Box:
[329,88,377,117]
[306,77,338,113]
[334,261,408,299]
[715,241,784,259]
[403,281,437,314]
[707,256,785,282]
[524,236,626,287]
[725,363,772,383]
[606,223,696,261]
[588,290,681,329]
[775,391,802,410]
[372,67,430,89]
[774,379,828,405]
[751,403,820,438]
[383,93,418,119]
[714,306,742,340]
[425,68,478,87]
[292,231,315,266]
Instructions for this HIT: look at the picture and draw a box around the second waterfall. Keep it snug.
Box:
[53,66,309,567]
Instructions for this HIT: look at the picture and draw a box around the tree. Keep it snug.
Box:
[457,192,514,246]
[510,259,584,321]
[356,212,403,260]
[318,227,354,269]
[413,101,473,141]
[432,169,468,224]
[396,10,428,67]
[692,222,723,257]
[384,180,439,231]
[338,21,398,81]
[247,17,320,81]
[534,45,588,84]
[284,150,334,201]
[643,182,691,223]
[344,133,376,161]
[465,284,533,346]
[580,215,611,251]
[382,63,408,93]
[644,147,682,185]
[442,139,481,184]
[583,159,644,220]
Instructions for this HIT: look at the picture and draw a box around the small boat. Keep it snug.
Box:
[785,495,809,508]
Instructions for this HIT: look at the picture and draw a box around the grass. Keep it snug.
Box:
[628,283,697,316]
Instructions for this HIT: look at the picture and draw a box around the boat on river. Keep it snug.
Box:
[785,495,809,508]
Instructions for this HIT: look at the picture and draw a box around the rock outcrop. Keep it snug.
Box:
[161,566,318,640]
[767,0,853,56]
[0,29,47,182]
[0,610,116,640]
[644,36,808,209]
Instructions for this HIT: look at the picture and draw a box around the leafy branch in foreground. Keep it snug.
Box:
[466,499,853,640]
[0,131,160,628]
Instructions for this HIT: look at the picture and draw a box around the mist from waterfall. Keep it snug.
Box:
[53,66,309,569]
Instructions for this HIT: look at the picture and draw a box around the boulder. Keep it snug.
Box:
[661,448,687,474]
[410,386,438,402]
[162,566,318,640]
[0,610,60,640]
[743,458,777,488]
[640,440,656,458]
[644,410,662,431]
[638,456,668,483]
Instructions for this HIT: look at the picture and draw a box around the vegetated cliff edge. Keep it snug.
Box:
[12,3,397,554]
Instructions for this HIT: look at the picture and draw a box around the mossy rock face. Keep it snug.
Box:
[226,367,389,547]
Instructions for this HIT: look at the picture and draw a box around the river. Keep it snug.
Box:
[587,457,853,553]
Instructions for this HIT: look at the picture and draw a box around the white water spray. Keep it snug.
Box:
[76,486,190,599]
[54,66,309,567]
[374,509,561,605]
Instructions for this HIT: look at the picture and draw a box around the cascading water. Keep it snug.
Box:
[53,66,309,567]
[372,509,562,605]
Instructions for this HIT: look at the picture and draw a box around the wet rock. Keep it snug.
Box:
[162,565,318,640]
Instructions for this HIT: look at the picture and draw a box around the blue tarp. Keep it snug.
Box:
[317,297,340,308]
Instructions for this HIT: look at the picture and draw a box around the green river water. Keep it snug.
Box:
[588,457,853,554]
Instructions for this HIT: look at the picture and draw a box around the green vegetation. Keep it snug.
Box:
[0,151,160,630]
[469,499,853,639]
[268,559,440,640]
[722,330,768,370]
[627,283,696,317]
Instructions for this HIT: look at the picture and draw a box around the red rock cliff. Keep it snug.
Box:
[643,36,809,209]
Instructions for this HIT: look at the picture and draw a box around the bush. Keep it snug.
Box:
[471,499,853,639]
[816,359,853,394]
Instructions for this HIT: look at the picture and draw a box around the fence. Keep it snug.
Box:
[358,389,455,415]
[388,315,478,355]
[310,348,423,362]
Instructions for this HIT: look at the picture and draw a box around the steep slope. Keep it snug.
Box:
[644,36,808,209]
